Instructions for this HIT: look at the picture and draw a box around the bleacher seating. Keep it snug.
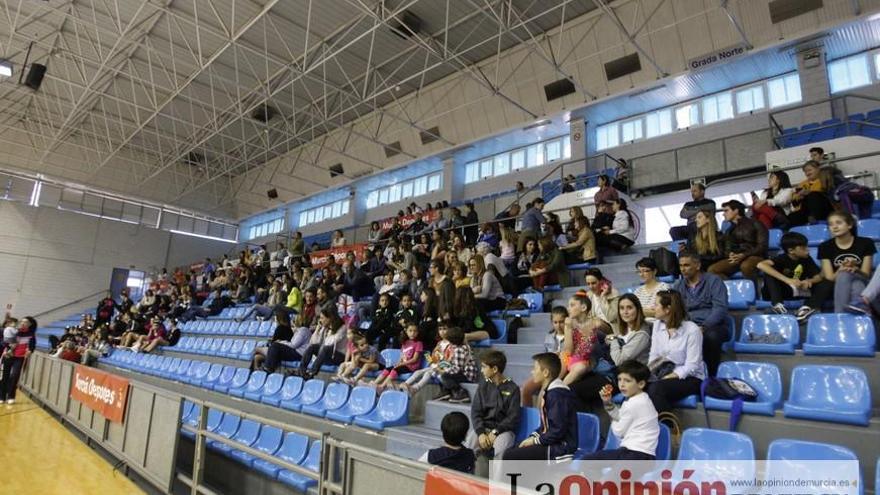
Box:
[725,280,756,310]
[301,382,350,417]
[603,422,672,460]
[573,413,601,460]
[734,315,800,354]
[803,314,876,356]
[703,362,783,416]
[677,428,755,461]
[783,365,871,426]
[352,390,409,431]
[281,379,325,412]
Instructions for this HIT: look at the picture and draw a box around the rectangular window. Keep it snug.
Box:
[428,173,441,192]
[494,154,510,176]
[378,189,389,205]
[299,212,307,226]
[545,139,562,162]
[596,123,619,151]
[563,138,571,158]
[701,92,733,124]
[479,159,493,178]
[675,103,699,129]
[767,73,801,108]
[332,201,342,218]
[341,200,349,215]
[829,54,871,93]
[510,150,525,170]
[401,182,413,199]
[645,109,672,138]
[621,119,643,142]
[366,191,378,209]
[414,176,427,196]
[388,184,401,203]
[735,85,764,114]
[526,143,544,168]
[465,162,479,184]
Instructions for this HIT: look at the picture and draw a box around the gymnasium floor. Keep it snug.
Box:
[0,394,144,494]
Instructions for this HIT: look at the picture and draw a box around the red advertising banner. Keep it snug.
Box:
[378,210,439,232]
[423,468,489,495]
[70,365,130,423]
[309,243,369,269]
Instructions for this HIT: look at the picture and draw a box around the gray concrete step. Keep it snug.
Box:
[385,425,442,460]
[424,399,472,430]
[489,343,547,364]
[512,326,552,345]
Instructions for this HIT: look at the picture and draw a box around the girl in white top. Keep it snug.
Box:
[633,258,669,320]
[331,229,346,247]
[580,360,659,460]
[646,290,704,414]
[498,226,517,266]
[608,199,636,241]
[752,170,795,229]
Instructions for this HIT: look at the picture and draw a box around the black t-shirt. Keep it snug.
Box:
[270,323,293,343]
[769,253,820,280]
[817,236,876,272]
[427,446,475,474]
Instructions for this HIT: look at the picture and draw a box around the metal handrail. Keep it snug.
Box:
[31,289,106,319]
[768,93,880,147]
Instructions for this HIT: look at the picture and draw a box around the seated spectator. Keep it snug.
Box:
[592,201,614,234]
[476,223,499,249]
[56,340,82,363]
[420,209,450,234]
[751,171,794,229]
[331,229,346,247]
[295,307,348,380]
[336,333,381,385]
[498,226,517,268]
[419,412,475,474]
[522,306,568,407]
[262,323,313,374]
[669,182,716,241]
[757,232,826,315]
[566,206,586,239]
[685,209,724,271]
[138,317,173,354]
[451,233,473,265]
[451,262,471,289]
[672,252,728,376]
[546,213,568,247]
[430,230,448,262]
[468,255,506,314]
[341,261,374,300]
[372,323,423,390]
[561,216,597,265]
[367,222,382,243]
[517,198,546,251]
[502,353,577,461]
[361,247,386,283]
[516,238,539,276]
[584,268,619,331]
[455,286,498,343]
[612,158,630,192]
[788,160,834,226]
[238,280,286,322]
[529,237,566,290]
[469,350,520,477]
[593,175,619,205]
[562,293,603,386]
[597,198,636,252]
[634,258,669,319]
[95,292,118,327]
[583,360,658,460]
[646,290,705,414]
[249,310,293,371]
[561,174,576,193]
[433,326,477,404]
[607,294,651,366]
[708,200,768,281]
[801,211,875,318]
[400,321,450,394]
[365,293,397,350]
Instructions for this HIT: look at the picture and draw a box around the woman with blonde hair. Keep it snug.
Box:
[686,209,723,271]
[469,254,506,313]
[566,206,586,239]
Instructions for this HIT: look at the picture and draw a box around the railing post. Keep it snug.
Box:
[190,405,208,495]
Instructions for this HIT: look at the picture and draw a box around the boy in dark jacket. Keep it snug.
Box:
[470,350,520,477]
[420,412,475,474]
[502,352,577,461]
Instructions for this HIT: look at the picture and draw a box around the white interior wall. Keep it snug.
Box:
[0,201,234,318]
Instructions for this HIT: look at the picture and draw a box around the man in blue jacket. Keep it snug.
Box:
[672,251,729,376]
[502,353,577,461]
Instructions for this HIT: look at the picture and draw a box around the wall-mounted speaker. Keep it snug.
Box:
[390,11,423,39]
[329,163,345,178]
[604,54,641,81]
[24,63,46,91]
[544,78,576,101]
[769,0,822,24]
[267,188,278,200]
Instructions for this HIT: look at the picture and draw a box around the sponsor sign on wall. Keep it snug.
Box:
[70,365,130,423]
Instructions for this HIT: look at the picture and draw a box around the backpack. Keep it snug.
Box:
[649,247,679,277]
[834,182,874,218]
[700,377,758,431]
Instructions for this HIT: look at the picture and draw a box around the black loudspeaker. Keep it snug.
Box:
[24,63,46,91]
[544,78,576,101]
[329,163,344,178]
[267,188,278,199]
[604,53,641,81]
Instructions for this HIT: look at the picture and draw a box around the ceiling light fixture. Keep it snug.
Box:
[522,119,552,131]
[0,60,12,78]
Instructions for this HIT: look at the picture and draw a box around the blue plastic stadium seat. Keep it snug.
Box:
[172,359,192,380]
[218,339,234,357]
[161,358,182,379]
[678,428,755,461]
[258,321,275,337]
[379,349,401,369]
[783,365,871,426]
[474,319,508,347]
[722,315,736,352]
[674,395,699,409]
[226,340,244,359]
[515,407,541,443]
[768,438,859,461]
[301,382,350,417]
[224,368,253,397]
[604,423,671,460]
[186,362,212,385]
[239,340,257,360]
[198,364,226,388]
[734,314,799,354]
[872,200,880,219]
[233,370,267,399]
[767,229,783,250]
[263,376,303,407]
[543,284,562,292]
[210,366,237,391]
[325,386,377,424]
[704,362,782,416]
[247,372,284,402]
[208,413,241,451]
[281,379,325,412]
[230,425,283,467]
[858,219,880,240]
[277,440,321,491]
[725,279,756,310]
[520,292,543,313]
[253,432,309,479]
[353,390,409,430]
[181,407,223,440]
[212,367,246,394]
[791,224,829,246]
[573,413,600,459]
[804,313,876,356]
[215,419,260,457]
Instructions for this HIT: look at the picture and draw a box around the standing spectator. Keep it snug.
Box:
[751,171,794,229]
[517,198,546,251]
[708,200,768,281]
[646,290,705,414]
[669,183,716,241]
[1,316,36,404]
[495,203,520,232]
[593,175,619,205]
[463,202,479,246]
[672,252,728,376]
[95,292,118,327]
[788,161,834,226]
[469,350,520,477]
[501,353,578,461]
[757,232,826,315]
